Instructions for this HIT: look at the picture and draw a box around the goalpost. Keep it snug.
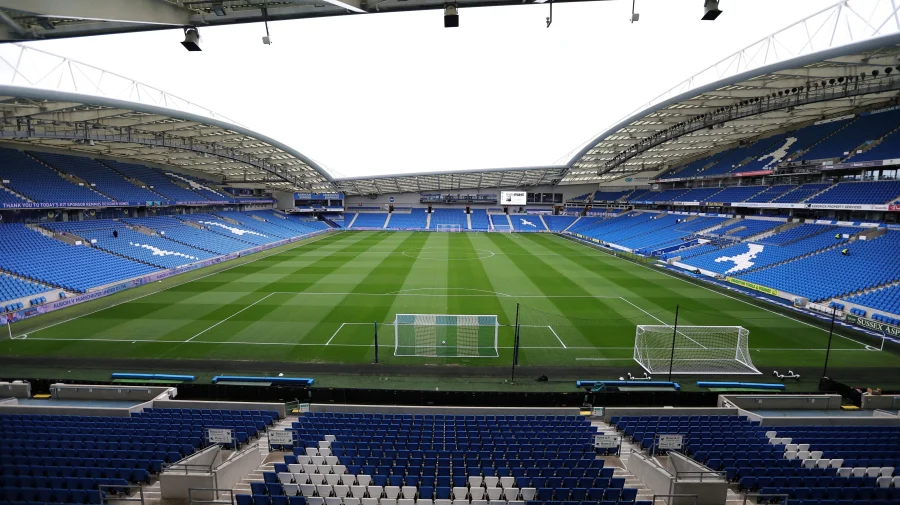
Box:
[394,314,499,357]
[633,325,760,375]
[490,224,513,233]
[435,224,462,232]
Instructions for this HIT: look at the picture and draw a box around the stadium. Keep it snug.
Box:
[3,1,900,504]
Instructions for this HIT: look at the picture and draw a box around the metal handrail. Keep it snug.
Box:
[98,484,144,505]
[650,493,698,504]
[743,492,789,505]
[189,487,235,505]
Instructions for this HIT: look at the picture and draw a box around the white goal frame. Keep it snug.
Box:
[393,314,499,358]
[435,224,463,232]
[633,325,760,375]
[490,223,513,233]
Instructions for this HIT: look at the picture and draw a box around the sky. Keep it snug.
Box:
[21,0,837,178]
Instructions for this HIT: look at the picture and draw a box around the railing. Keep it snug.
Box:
[284,400,301,414]
[189,488,235,505]
[650,494,698,505]
[742,492,789,505]
[99,484,144,505]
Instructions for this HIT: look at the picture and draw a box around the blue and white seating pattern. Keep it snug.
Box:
[236,413,647,505]
[469,211,491,231]
[510,215,544,232]
[544,216,579,232]
[28,152,165,204]
[0,273,49,306]
[388,210,428,230]
[0,149,111,204]
[351,214,389,229]
[801,110,900,162]
[100,160,209,203]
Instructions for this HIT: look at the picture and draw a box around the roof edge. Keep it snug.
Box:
[333,165,569,182]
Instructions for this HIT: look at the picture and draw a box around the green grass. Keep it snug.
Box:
[2,231,899,389]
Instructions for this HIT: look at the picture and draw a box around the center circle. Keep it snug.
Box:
[402,248,495,260]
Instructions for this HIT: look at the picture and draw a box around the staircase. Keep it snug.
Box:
[466,213,472,230]
[382,213,392,229]
[234,417,296,496]
[798,184,837,203]
[538,215,549,231]
[504,214,514,230]
[425,212,432,230]
[25,152,113,202]
[737,233,858,276]
[592,420,655,504]
[791,118,857,162]
[563,216,582,232]
[347,213,359,229]
[0,183,34,203]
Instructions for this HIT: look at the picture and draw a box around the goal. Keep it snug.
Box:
[633,325,760,375]
[435,224,463,232]
[490,224,513,233]
[394,314,499,358]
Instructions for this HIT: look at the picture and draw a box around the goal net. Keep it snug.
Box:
[435,224,462,232]
[633,325,760,375]
[490,223,513,233]
[394,314,499,358]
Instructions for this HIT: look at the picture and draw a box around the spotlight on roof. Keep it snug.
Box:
[211,2,227,16]
[702,0,722,20]
[37,17,55,30]
[444,3,459,27]
[181,27,202,51]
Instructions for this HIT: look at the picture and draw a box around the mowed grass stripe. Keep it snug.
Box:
[299,232,429,363]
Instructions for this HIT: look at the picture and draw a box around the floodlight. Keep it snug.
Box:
[181,27,202,51]
[444,4,459,27]
[211,2,227,16]
[37,18,54,30]
[702,0,722,20]
[262,35,272,45]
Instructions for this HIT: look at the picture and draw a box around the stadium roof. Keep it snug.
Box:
[0,1,899,195]
[0,85,337,192]
[0,0,605,41]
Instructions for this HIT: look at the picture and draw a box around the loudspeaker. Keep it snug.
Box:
[444,5,459,27]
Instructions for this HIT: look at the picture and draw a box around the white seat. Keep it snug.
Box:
[357,476,372,487]
[312,456,326,465]
[784,451,798,460]
[797,444,810,452]
[508,501,524,505]
[298,456,313,465]
[469,488,484,500]
[319,465,334,475]
[324,434,337,442]
[519,489,536,501]
[290,464,306,474]
[797,451,810,460]
[279,473,295,484]
[326,474,342,486]
[867,467,882,478]
[451,500,467,505]
[471,500,487,505]
[498,477,515,489]
[851,468,866,477]
[785,444,798,452]
[483,477,499,488]
[301,484,317,497]
[398,499,415,505]
[418,500,433,505]
[361,499,378,505]
[344,499,361,505]
[381,500,397,505]
[501,489,517,501]
[893,476,900,487]
[881,467,895,477]
[335,486,351,498]
[309,474,326,485]
[452,488,468,500]
[877,476,893,488]
[830,459,844,469]
[486,488,502,501]
[489,501,505,505]
[325,498,342,505]
[780,437,792,445]
[801,459,816,469]
[434,500,452,505]
[765,431,777,440]
[333,465,347,475]
[837,468,852,478]
[401,487,417,499]
[351,486,367,498]
[384,487,401,500]
[325,456,340,465]
[815,459,830,469]
[320,448,333,457]
[308,498,325,505]
[367,486,383,499]
[304,464,319,475]
[809,451,823,460]
[468,476,483,488]
[319,440,332,448]
[317,484,334,497]
[306,448,319,457]
[285,484,300,497]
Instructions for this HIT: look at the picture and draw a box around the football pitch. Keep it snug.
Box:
[3,230,900,387]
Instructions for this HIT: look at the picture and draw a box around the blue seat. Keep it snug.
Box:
[254,495,271,505]
[237,495,253,505]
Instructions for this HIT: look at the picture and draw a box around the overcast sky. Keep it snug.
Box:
[23,0,836,178]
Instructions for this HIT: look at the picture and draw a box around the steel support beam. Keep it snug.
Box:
[0,0,193,26]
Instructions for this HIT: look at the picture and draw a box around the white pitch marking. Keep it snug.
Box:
[575,358,639,361]
[325,323,346,345]
[185,292,277,342]
[547,325,567,349]
[619,296,708,349]
[14,232,339,339]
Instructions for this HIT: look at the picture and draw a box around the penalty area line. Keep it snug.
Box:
[185,292,277,342]
[547,325,567,349]
[325,323,346,345]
